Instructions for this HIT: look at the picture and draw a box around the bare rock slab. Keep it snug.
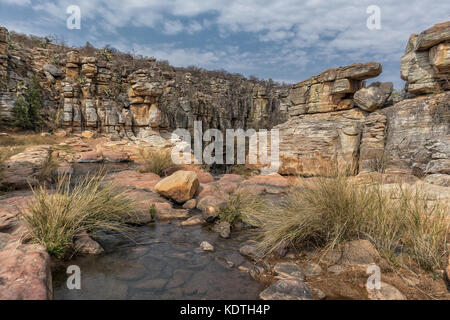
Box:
[259,278,313,300]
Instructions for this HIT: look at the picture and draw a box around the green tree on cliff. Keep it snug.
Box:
[12,76,42,130]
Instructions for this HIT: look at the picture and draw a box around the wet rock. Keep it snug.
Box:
[102,150,130,163]
[304,262,323,276]
[133,278,168,291]
[259,278,314,300]
[76,151,103,163]
[197,195,227,222]
[0,245,52,300]
[215,221,231,239]
[182,199,197,210]
[200,241,214,252]
[239,241,259,260]
[155,170,199,203]
[114,263,147,281]
[273,262,305,280]
[366,282,407,300]
[181,215,204,226]
[74,232,104,255]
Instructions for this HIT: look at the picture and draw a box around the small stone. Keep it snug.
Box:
[259,278,313,300]
[312,288,327,300]
[273,262,305,280]
[182,199,197,209]
[200,241,214,252]
[216,221,231,239]
[327,265,346,275]
[304,262,323,276]
[181,215,204,226]
[239,241,259,260]
[366,282,407,300]
[74,232,104,255]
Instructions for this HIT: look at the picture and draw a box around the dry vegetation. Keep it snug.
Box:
[22,172,138,259]
[137,148,175,176]
[242,176,449,271]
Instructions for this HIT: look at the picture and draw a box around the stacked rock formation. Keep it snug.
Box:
[0,26,288,144]
[288,62,382,116]
[401,21,450,94]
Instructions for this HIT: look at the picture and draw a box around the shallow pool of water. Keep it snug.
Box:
[52,223,264,300]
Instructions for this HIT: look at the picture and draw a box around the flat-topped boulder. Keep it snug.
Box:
[288,62,381,116]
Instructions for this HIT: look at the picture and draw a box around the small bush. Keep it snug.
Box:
[22,172,138,259]
[243,176,449,271]
[12,76,43,130]
[137,148,174,176]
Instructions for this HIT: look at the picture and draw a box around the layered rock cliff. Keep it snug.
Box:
[0,22,449,185]
[0,26,288,145]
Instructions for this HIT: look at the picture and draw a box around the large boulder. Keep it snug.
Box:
[155,170,199,203]
[353,82,393,112]
[272,109,364,175]
[0,245,53,300]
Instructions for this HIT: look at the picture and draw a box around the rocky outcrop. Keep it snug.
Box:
[401,22,450,95]
[274,108,365,175]
[287,62,381,116]
[0,26,287,144]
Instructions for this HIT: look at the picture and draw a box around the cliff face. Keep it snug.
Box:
[270,22,449,183]
[1,22,449,185]
[0,26,288,144]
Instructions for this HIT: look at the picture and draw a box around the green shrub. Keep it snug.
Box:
[22,172,138,259]
[12,76,43,130]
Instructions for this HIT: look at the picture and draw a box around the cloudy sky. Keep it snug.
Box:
[0,0,449,88]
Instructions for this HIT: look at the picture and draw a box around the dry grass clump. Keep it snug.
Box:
[218,191,267,225]
[243,176,449,271]
[137,148,175,176]
[22,172,138,259]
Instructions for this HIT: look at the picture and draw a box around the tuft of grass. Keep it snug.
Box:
[22,172,138,259]
[37,150,60,183]
[137,148,174,176]
[219,191,267,225]
[243,176,449,271]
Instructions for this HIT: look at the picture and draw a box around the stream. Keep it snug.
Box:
[52,163,264,300]
[52,223,264,300]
